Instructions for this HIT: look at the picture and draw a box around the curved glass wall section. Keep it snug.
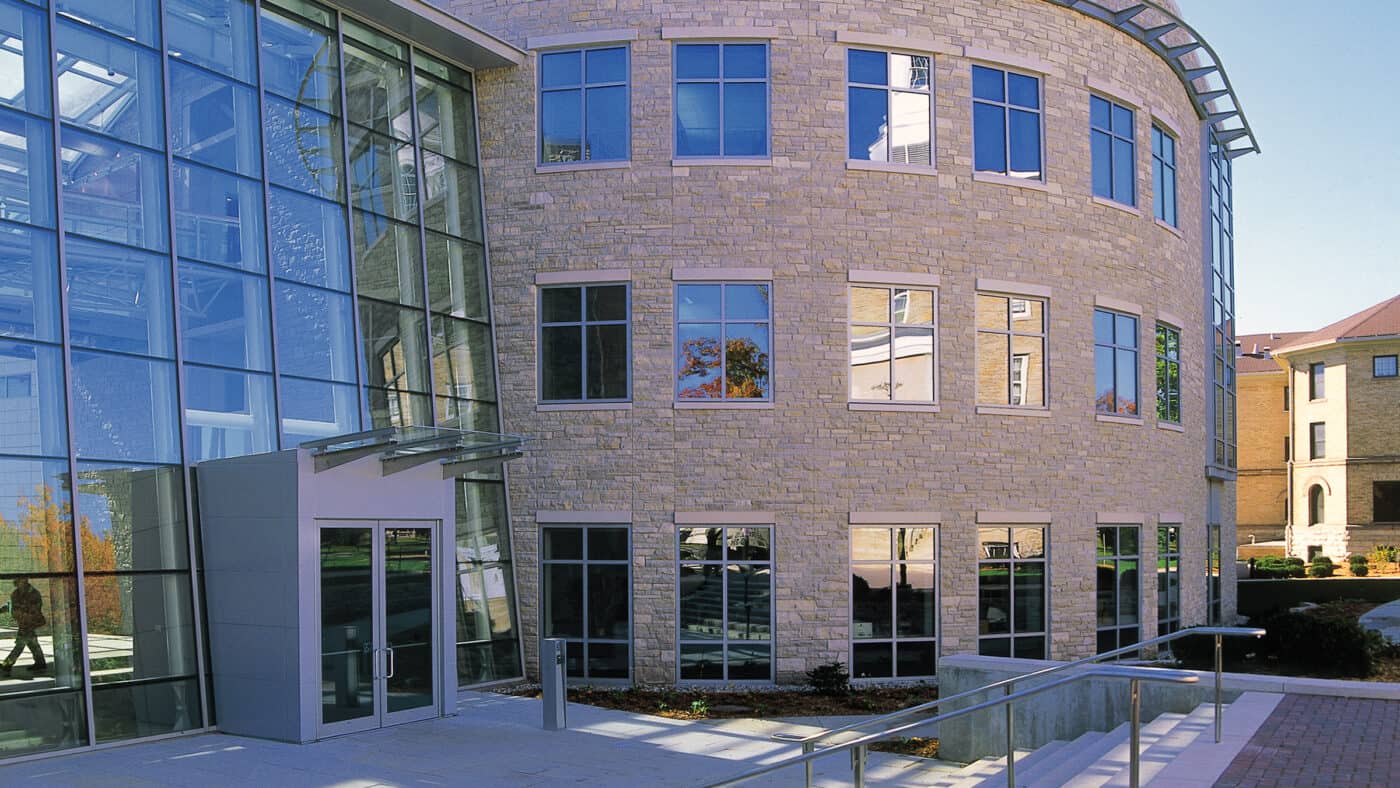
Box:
[0,0,509,759]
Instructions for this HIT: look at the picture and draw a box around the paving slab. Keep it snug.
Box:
[1214,694,1400,787]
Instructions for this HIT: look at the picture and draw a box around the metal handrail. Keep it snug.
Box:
[709,665,1200,788]
[769,626,1264,785]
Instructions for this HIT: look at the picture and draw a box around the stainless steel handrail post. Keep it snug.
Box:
[852,744,866,787]
[1129,677,1142,788]
[1004,683,1015,787]
[802,741,813,787]
[1214,632,1223,743]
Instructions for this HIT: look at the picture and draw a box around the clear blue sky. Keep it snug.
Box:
[1178,1,1400,334]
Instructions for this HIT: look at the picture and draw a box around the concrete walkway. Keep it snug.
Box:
[1359,596,1400,643]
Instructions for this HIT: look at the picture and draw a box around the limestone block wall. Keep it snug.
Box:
[1236,372,1288,539]
[458,0,1230,683]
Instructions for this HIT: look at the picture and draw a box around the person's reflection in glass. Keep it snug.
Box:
[1,577,48,678]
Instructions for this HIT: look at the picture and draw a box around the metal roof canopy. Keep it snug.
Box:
[1044,0,1259,158]
[329,0,524,70]
[303,425,527,477]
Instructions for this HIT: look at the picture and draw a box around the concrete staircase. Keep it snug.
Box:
[853,692,1280,787]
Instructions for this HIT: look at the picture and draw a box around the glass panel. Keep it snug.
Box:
[976,331,1009,405]
[60,128,167,251]
[1007,73,1038,109]
[65,238,174,358]
[1112,104,1133,136]
[725,323,769,399]
[183,366,276,461]
[678,527,717,562]
[1113,137,1134,203]
[1118,559,1139,623]
[585,84,627,161]
[414,73,475,165]
[976,294,1008,330]
[263,97,342,201]
[0,108,56,228]
[424,232,487,320]
[384,525,434,713]
[420,152,481,242]
[896,564,936,637]
[1013,636,1045,660]
[269,187,350,290]
[74,462,186,572]
[586,285,626,322]
[540,324,581,401]
[167,61,262,178]
[1115,347,1138,414]
[259,5,339,114]
[728,644,769,680]
[177,260,272,371]
[543,563,582,638]
[1011,334,1043,407]
[675,44,719,80]
[1013,564,1045,632]
[70,351,180,464]
[850,325,890,400]
[57,0,159,46]
[586,324,627,400]
[348,127,418,222]
[726,564,769,641]
[676,284,721,321]
[893,326,933,401]
[675,82,719,157]
[726,284,768,320]
[896,641,935,677]
[353,211,423,306]
[679,643,722,680]
[588,564,627,638]
[435,397,495,433]
[542,527,581,560]
[848,49,886,86]
[678,563,720,640]
[853,642,892,679]
[165,0,258,84]
[1095,346,1114,412]
[0,691,86,757]
[0,340,66,457]
[973,101,1005,173]
[172,161,266,273]
[892,54,929,90]
[278,377,358,447]
[900,528,935,561]
[54,20,164,148]
[853,286,892,325]
[0,0,50,116]
[586,47,625,83]
[84,572,196,688]
[1091,130,1111,198]
[432,314,494,401]
[852,528,890,561]
[0,457,75,574]
[723,44,765,79]
[848,86,887,161]
[0,576,84,702]
[971,65,1003,101]
[366,387,430,429]
[588,642,628,679]
[722,82,766,156]
[320,527,374,724]
[540,50,580,88]
[588,528,627,561]
[274,283,357,382]
[360,299,428,393]
[1013,528,1045,560]
[1090,96,1110,130]
[540,88,581,163]
[1008,109,1040,178]
[851,563,891,638]
[895,289,933,325]
[343,40,412,140]
[676,322,720,399]
[889,91,929,165]
[92,676,199,744]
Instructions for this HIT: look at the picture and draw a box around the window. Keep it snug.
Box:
[1375,355,1398,378]
[978,526,1047,658]
[1155,323,1180,423]
[1308,362,1325,399]
[1284,437,1291,462]
[1283,384,1289,411]
[1156,525,1180,637]
[1096,526,1140,654]
[678,526,772,680]
[971,65,1042,180]
[1151,125,1176,225]
[851,527,937,679]
[539,284,629,402]
[674,43,768,158]
[675,282,771,400]
[539,46,629,163]
[1094,309,1139,416]
[849,286,936,402]
[1373,482,1400,523]
[541,525,631,680]
[846,49,932,165]
[1090,96,1135,206]
[1308,484,1325,525]
[976,294,1046,407]
[1309,422,1325,459]
[1206,522,1222,625]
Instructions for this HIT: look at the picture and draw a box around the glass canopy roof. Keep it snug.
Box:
[302,425,525,475]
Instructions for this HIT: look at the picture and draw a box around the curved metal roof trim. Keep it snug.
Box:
[1043,0,1259,158]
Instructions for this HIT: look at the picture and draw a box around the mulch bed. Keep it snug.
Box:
[500,684,937,721]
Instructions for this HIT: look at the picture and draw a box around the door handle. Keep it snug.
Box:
[385,646,395,679]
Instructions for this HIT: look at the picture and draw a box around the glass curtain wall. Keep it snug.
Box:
[0,0,512,759]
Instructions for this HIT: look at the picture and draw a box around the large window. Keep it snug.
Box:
[538,45,629,163]
[1373,482,1400,523]
[976,294,1046,407]
[1094,309,1139,416]
[456,478,523,685]
[1155,323,1181,423]
[675,283,771,400]
[1308,362,1325,400]
[1090,96,1135,206]
[1374,355,1398,378]
[1309,422,1326,460]
[541,525,631,681]
[1096,526,1140,654]
[1206,522,1222,625]
[1152,125,1177,226]
[539,284,629,402]
[1308,484,1325,525]
[674,43,768,158]
[849,285,936,403]
[846,49,932,165]
[1208,140,1236,469]
[978,526,1047,658]
[851,527,937,679]
[678,526,772,681]
[1156,525,1181,637]
[971,65,1042,180]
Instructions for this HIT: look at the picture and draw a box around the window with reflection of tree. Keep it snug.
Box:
[1155,323,1181,423]
[677,526,772,681]
[1094,308,1139,416]
[1157,525,1180,637]
[675,283,771,400]
[851,527,936,679]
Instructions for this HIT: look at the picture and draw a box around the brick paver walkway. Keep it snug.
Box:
[1216,694,1400,787]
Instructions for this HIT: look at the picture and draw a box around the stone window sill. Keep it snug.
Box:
[672,157,773,168]
[976,405,1051,418]
[537,402,632,412]
[847,160,938,176]
[1157,421,1184,433]
[848,402,941,413]
[972,172,1050,192]
[1155,218,1183,238]
[536,161,630,174]
[674,400,774,410]
[1091,195,1141,217]
[1096,413,1143,426]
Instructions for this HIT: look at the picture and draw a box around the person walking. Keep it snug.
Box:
[1,577,48,678]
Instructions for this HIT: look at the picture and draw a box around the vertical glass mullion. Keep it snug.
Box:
[154,0,211,730]
[579,527,589,676]
[719,527,728,679]
[331,11,372,425]
[886,290,896,397]
[578,288,589,400]
[717,285,728,399]
[250,1,290,446]
[403,43,437,421]
[44,0,97,750]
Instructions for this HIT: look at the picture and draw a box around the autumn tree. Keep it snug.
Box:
[677,336,770,399]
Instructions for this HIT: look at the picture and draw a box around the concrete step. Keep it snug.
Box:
[1023,727,1124,788]
[961,739,1070,787]
[1056,709,1195,788]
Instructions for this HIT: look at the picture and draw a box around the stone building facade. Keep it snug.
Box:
[455,0,1254,683]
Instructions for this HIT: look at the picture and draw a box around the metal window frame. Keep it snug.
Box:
[1309,421,1325,460]
[672,41,771,160]
[537,282,633,404]
[1308,362,1325,400]
[976,292,1048,408]
[976,525,1049,659]
[848,525,939,681]
[1155,322,1181,424]
[539,524,633,684]
[843,47,935,166]
[1151,125,1177,226]
[675,524,775,683]
[537,44,630,165]
[1095,524,1142,654]
[673,281,773,402]
[847,283,938,405]
[970,64,1044,181]
[1155,524,1181,636]
[1089,94,1136,206]
[1093,307,1140,416]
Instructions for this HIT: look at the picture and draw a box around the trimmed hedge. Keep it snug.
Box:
[1175,604,1393,678]
[1250,556,1305,579]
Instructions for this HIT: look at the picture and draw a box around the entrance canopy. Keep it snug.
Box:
[302,426,527,477]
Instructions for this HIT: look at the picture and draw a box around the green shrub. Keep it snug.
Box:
[805,661,850,695]
[1252,556,1307,579]
[1370,545,1398,567]
[1176,607,1389,677]
[1349,555,1369,576]
[1308,556,1335,578]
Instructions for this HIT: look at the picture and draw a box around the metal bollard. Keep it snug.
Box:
[542,638,568,730]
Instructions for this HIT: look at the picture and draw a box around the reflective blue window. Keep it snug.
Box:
[343,32,412,140]
[54,20,166,150]
[167,61,262,177]
[0,339,68,457]
[278,376,360,447]
[65,238,175,358]
[258,3,340,115]
[165,0,258,84]
[0,0,52,117]
[421,152,482,242]
[274,282,357,383]
[268,186,350,289]
[173,161,267,273]
[72,462,189,572]
[414,70,475,165]
[56,0,160,48]
[0,222,62,342]
[0,107,56,228]
[70,350,181,464]
[352,210,423,307]
[263,96,342,200]
[1152,125,1176,226]
[675,282,771,400]
[348,127,418,222]
[971,65,1041,180]
[60,128,169,251]
[183,365,276,461]
[177,260,272,371]
[359,298,430,393]
[1090,96,1135,205]
[1094,308,1138,416]
[675,43,768,158]
[846,49,932,165]
[539,45,628,164]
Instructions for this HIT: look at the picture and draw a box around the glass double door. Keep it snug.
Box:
[318,521,439,737]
